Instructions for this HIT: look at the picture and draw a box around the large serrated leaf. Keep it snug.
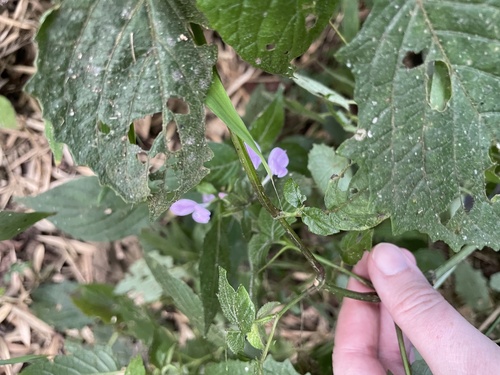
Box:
[197,0,337,75]
[336,0,500,251]
[27,0,217,218]
[17,177,149,242]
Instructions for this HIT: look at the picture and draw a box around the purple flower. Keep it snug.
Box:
[268,147,289,178]
[170,199,211,224]
[245,143,262,170]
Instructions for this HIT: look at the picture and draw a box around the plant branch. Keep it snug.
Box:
[229,131,326,285]
[395,324,412,375]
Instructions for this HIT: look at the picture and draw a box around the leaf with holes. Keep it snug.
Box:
[197,0,337,75]
[337,0,500,251]
[27,0,217,218]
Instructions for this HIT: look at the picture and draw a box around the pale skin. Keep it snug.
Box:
[332,243,500,375]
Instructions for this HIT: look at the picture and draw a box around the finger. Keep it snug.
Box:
[333,252,386,375]
[368,243,500,375]
[378,250,416,372]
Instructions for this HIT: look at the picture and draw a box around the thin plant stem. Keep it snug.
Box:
[259,287,311,372]
[229,131,326,286]
[275,239,374,289]
[433,245,476,289]
[395,324,412,375]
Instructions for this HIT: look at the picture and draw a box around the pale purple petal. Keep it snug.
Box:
[218,192,227,199]
[245,143,262,170]
[202,194,216,203]
[192,206,211,223]
[170,199,198,216]
[268,147,289,178]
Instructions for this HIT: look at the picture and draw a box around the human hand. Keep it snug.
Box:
[332,243,500,375]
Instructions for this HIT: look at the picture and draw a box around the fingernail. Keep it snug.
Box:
[372,243,409,276]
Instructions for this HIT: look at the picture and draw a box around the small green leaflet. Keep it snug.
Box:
[217,267,256,353]
[337,0,500,251]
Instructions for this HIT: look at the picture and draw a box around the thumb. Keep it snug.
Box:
[368,243,500,375]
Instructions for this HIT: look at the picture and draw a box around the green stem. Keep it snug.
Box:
[275,239,374,289]
[229,131,326,286]
[395,324,412,375]
[433,245,476,289]
[259,287,311,372]
[324,281,380,302]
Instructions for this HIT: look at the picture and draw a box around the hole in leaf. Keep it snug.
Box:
[426,60,452,112]
[266,43,276,51]
[133,113,162,151]
[166,120,181,152]
[463,194,474,213]
[402,50,424,69]
[136,151,148,164]
[149,152,166,173]
[305,14,318,30]
[167,97,189,114]
[97,122,111,134]
[439,195,462,225]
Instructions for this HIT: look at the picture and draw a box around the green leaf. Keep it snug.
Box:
[292,74,352,110]
[302,207,339,236]
[336,0,500,251]
[20,345,119,375]
[490,272,500,292]
[73,284,159,344]
[284,178,306,208]
[145,252,205,333]
[44,120,64,165]
[340,0,360,43]
[27,0,217,218]
[0,355,47,366]
[0,211,54,241]
[218,268,255,340]
[455,262,492,312]
[262,356,305,375]
[339,229,373,266]
[257,301,281,320]
[248,233,272,274]
[30,282,94,330]
[0,95,18,129]
[204,142,240,187]
[307,144,350,193]
[226,331,246,354]
[114,253,174,303]
[200,216,231,333]
[205,73,273,177]
[250,88,285,150]
[247,323,265,350]
[17,177,149,241]
[411,359,433,375]
[205,359,258,375]
[125,355,146,375]
[197,0,337,75]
